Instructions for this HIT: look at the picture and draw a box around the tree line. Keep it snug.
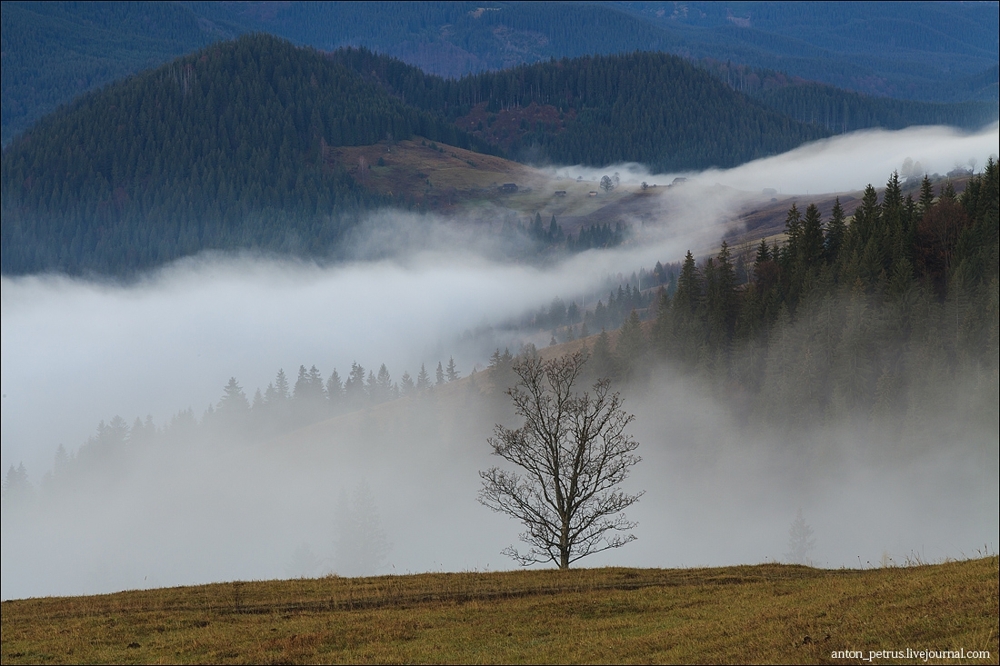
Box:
[585,164,999,425]
[331,47,830,171]
[0,34,494,276]
[1,356,473,507]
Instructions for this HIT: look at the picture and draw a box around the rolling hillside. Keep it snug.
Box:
[1,558,996,664]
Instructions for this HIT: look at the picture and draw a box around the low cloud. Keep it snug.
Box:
[2,124,997,598]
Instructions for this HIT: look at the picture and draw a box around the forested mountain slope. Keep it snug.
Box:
[1,37,830,276]
[613,1,999,102]
[0,35,488,276]
[329,48,829,170]
[696,62,998,133]
[0,1,226,145]
[194,1,998,102]
[3,2,996,145]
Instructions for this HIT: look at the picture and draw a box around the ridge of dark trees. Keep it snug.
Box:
[753,83,998,134]
[696,60,999,133]
[0,34,492,276]
[328,47,830,170]
[6,1,994,145]
[603,162,999,424]
[2,36,829,277]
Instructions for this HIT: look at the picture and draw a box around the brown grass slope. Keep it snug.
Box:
[2,557,996,664]
[333,137,675,234]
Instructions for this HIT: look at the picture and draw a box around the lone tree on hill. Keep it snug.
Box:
[479,351,643,569]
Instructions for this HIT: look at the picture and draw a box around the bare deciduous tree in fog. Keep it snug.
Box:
[479,351,643,569]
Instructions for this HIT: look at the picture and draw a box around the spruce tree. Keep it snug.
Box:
[780,203,803,275]
[326,369,344,405]
[673,251,700,318]
[590,329,619,380]
[345,362,367,406]
[416,364,431,390]
[918,175,935,216]
[801,203,825,269]
[274,369,290,402]
[825,197,846,268]
[218,377,250,415]
[400,371,415,396]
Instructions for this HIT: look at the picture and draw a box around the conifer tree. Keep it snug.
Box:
[400,371,415,396]
[416,364,431,391]
[673,251,700,318]
[371,364,394,403]
[919,175,935,216]
[326,369,344,405]
[590,329,619,380]
[754,238,771,267]
[270,369,289,402]
[801,203,825,269]
[2,463,32,507]
[825,197,846,267]
[53,444,70,478]
[707,242,739,343]
[218,377,250,415]
[780,203,803,275]
[345,362,367,406]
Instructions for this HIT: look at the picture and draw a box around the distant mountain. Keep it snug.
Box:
[0,1,226,145]
[754,84,998,134]
[3,1,996,145]
[1,28,994,277]
[0,35,488,276]
[611,1,999,102]
[193,1,998,102]
[329,48,829,171]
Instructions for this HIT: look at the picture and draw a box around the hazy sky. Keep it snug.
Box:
[2,124,998,599]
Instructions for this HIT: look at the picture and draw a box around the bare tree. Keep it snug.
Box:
[479,351,643,569]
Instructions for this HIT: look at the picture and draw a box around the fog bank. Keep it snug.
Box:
[3,124,998,599]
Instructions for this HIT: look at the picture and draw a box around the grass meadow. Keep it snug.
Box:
[2,557,997,664]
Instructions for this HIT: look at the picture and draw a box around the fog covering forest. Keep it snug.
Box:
[2,126,998,600]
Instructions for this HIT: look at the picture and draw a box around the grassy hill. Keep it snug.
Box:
[331,137,670,234]
[2,557,996,664]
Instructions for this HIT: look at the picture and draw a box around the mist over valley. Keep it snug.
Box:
[3,123,997,600]
[1,6,997,628]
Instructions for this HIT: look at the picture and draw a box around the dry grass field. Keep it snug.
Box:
[333,138,649,224]
[2,557,997,664]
